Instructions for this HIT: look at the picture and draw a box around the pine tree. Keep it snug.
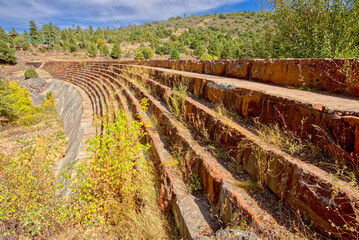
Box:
[29,20,39,46]
[9,27,18,36]
[0,27,9,43]
[88,42,97,58]
[110,42,122,59]
[0,40,16,64]
[100,44,109,56]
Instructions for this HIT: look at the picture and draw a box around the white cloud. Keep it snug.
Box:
[0,0,247,29]
[0,0,58,20]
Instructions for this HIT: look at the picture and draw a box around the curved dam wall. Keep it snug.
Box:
[46,79,95,174]
[44,59,359,97]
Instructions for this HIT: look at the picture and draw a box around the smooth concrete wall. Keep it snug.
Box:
[45,79,95,174]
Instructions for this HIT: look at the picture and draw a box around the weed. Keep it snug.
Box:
[190,173,202,192]
[251,145,268,189]
[148,113,162,132]
[72,109,150,224]
[253,118,305,156]
[234,180,259,190]
[190,113,212,144]
[43,91,55,110]
[164,84,187,122]
[326,59,359,94]
[313,124,359,181]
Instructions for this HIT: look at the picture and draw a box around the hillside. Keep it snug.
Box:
[0,11,274,62]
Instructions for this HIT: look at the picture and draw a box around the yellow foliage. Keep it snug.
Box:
[7,81,34,114]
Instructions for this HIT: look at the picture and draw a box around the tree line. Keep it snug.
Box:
[1,0,358,64]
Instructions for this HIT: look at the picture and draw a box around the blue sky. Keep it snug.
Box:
[0,0,262,32]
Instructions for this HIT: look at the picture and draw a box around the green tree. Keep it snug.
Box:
[69,43,78,53]
[88,25,94,35]
[29,20,40,46]
[88,42,97,58]
[0,27,9,42]
[42,22,58,46]
[9,27,18,36]
[208,40,222,58]
[194,45,206,57]
[13,36,30,51]
[110,42,122,59]
[266,0,359,58]
[0,40,16,64]
[100,44,109,56]
[170,49,180,59]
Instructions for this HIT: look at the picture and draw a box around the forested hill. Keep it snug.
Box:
[1,0,358,64]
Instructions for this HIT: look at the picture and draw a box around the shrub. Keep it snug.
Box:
[24,68,38,79]
[200,53,218,60]
[68,43,78,53]
[135,46,154,60]
[219,12,226,19]
[43,91,55,110]
[72,109,150,225]
[0,80,40,124]
[0,133,69,237]
[170,49,180,60]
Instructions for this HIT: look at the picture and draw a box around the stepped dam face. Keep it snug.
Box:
[43,59,359,239]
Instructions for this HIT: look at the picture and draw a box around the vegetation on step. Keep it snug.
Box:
[24,68,38,79]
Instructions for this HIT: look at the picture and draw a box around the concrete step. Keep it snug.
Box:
[43,60,359,239]
[81,67,317,239]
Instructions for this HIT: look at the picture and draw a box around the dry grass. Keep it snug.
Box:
[253,118,306,156]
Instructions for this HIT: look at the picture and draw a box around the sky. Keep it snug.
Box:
[0,0,262,32]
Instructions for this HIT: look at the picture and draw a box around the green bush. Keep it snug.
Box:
[170,49,180,60]
[24,68,38,79]
[0,80,40,124]
[200,53,218,60]
[73,109,150,224]
[135,46,154,60]
[0,133,69,237]
[68,43,78,53]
